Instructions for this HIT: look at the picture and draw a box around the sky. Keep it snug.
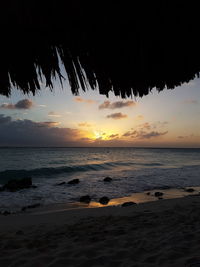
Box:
[0,72,199,147]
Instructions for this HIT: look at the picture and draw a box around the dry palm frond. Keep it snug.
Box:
[0,1,199,97]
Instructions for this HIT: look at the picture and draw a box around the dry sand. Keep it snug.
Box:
[1,194,200,267]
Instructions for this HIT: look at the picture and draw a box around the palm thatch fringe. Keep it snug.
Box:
[1,1,200,97]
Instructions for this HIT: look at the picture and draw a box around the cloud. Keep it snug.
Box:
[177,134,194,139]
[138,131,168,139]
[106,113,127,120]
[79,137,92,142]
[123,129,168,139]
[38,104,47,108]
[0,99,34,110]
[123,131,135,137]
[0,114,12,124]
[135,115,144,120]
[155,121,169,128]
[48,111,61,118]
[74,97,96,104]
[99,100,136,110]
[108,134,119,139]
[78,122,93,127]
[137,121,168,130]
[123,121,169,140]
[38,121,60,127]
[0,114,86,146]
[138,122,151,130]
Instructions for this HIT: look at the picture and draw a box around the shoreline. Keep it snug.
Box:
[1,194,200,266]
[1,186,200,216]
[22,186,200,215]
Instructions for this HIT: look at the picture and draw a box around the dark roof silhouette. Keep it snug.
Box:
[1,1,199,97]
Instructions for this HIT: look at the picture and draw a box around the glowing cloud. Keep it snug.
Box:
[123,121,169,140]
[74,97,96,104]
[38,121,60,127]
[108,134,119,139]
[135,115,144,120]
[78,122,93,127]
[123,130,168,139]
[106,113,127,120]
[0,115,86,146]
[99,100,136,110]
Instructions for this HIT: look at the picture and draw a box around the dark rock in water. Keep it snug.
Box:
[103,177,112,182]
[122,201,136,207]
[21,203,40,212]
[2,177,32,192]
[99,196,110,205]
[27,203,40,209]
[56,182,66,186]
[68,179,80,185]
[80,195,91,204]
[16,230,24,235]
[146,192,151,195]
[185,188,195,193]
[154,192,163,197]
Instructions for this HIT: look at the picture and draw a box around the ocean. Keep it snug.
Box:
[0,147,200,212]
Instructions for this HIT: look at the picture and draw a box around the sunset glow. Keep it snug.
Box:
[0,77,199,147]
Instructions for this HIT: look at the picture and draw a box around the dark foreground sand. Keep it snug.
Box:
[1,195,200,267]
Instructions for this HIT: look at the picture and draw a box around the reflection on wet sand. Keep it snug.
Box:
[32,187,200,215]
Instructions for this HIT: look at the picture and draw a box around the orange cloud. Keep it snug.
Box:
[137,121,168,130]
[108,134,119,139]
[99,100,136,110]
[138,122,151,130]
[74,97,96,104]
[78,122,93,127]
[123,130,168,139]
[123,121,169,140]
[135,115,144,120]
[177,134,194,139]
[106,113,127,120]
[38,121,60,127]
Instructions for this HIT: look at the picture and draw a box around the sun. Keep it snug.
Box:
[93,130,104,139]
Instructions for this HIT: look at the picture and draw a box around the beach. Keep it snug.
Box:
[1,194,200,267]
[1,147,200,266]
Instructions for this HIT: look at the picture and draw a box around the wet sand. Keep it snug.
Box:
[1,190,200,266]
[28,186,200,214]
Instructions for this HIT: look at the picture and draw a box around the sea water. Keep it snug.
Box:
[0,147,200,211]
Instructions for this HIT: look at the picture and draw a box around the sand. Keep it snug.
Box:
[1,195,200,267]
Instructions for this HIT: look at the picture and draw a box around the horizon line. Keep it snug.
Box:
[0,146,199,149]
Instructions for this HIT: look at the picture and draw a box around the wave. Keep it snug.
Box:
[0,161,165,181]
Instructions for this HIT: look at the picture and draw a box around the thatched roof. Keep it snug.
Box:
[1,1,199,97]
